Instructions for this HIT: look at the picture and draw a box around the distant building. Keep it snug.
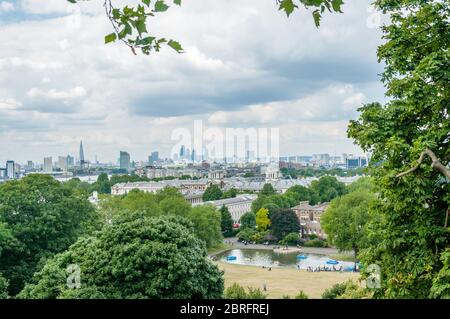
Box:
[79,141,85,168]
[43,157,53,173]
[58,156,68,172]
[292,201,329,238]
[208,170,225,180]
[197,194,258,224]
[0,168,6,179]
[119,151,131,171]
[67,155,75,169]
[6,160,15,179]
[346,156,367,169]
[148,151,159,165]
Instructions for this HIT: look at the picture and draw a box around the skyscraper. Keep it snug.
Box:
[44,157,53,173]
[6,160,15,179]
[149,151,159,165]
[79,140,85,168]
[179,145,185,159]
[120,151,130,171]
[58,156,68,172]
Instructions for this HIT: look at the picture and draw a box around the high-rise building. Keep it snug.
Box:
[26,161,34,171]
[79,140,85,168]
[179,145,185,159]
[346,156,368,169]
[191,149,196,162]
[148,151,159,165]
[44,157,53,173]
[120,151,130,171]
[6,160,15,179]
[58,156,68,172]
[67,155,75,169]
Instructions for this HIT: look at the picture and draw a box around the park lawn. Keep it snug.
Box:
[217,261,360,299]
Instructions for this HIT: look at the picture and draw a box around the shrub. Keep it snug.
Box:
[294,290,309,299]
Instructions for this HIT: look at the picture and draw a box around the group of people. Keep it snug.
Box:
[305,265,344,272]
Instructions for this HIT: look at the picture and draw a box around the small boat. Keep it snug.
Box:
[226,256,237,261]
[297,255,308,260]
[326,259,339,265]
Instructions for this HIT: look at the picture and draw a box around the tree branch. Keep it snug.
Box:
[396,148,450,180]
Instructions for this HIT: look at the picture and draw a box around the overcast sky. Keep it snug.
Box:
[0,0,387,164]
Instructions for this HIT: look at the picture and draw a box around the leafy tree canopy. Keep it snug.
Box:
[270,208,300,240]
[255,208,271,231]
[202,185,223,202]
[19,214,224,299]
[0,174,100,296]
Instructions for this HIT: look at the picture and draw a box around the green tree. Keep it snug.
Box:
[220,206,234,237]
[255,208,271,231]
[321,187,377,260]
[240,212,256,229]
[159,196,191,217]
[0,174,99,296]
[202,185,223,202]
[224,283,248,299]
[321,281,348,299]
[283,232,300,246]
[310,176,346,203]
[96,173,111,194]
[260,183,276,196]
[347,0,450,299]
[0,274,8,299]
[270,209,300,240]
[19,214,223,299]
[222,188,238,199]
[188,206,223,249]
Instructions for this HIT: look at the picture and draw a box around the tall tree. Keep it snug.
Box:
[96,173,111,194]
[260,183,276,196]
[0,175,99,295]
[188,206,223,248]
[270,209,300,240]
[255,208,271,231]
[240,212,256,229]
[220,206,234,237]
[348,0,450,298]
[18,214,224,299]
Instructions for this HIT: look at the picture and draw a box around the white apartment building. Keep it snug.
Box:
[196,194,257,224]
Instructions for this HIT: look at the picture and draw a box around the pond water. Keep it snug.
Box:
[216,248,356,271]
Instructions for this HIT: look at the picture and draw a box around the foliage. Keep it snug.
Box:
[260,183,276,196]
[321,281,348,299]
[270,209,300,240]
[255,208,271,231]
[202,185,223,202]
[240,212,256,229]
[236,228,257,243]
[19,214,224,299]
[224,283,267,299]
[430,249,450,299]
[283,232,300,246]
[188,206,223,249]
[96,173,111,194]
[220,206,234,237]
[294,290,309,299]
[348,0,450,298]
[321,186,377,256]
[304,239,327,248]
[310,176,347,203]
[222,188,238,199]
[0,274,8,299]
[337,280,372,299]
[0,174,100,296]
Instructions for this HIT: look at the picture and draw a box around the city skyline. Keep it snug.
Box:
[0,0,385,164]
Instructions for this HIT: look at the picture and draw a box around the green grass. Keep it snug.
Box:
[207,243,233,256]
[328,252,357,262]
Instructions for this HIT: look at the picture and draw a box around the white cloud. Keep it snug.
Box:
[0,0,384,163]
[27,86,87,100]
[0,1,14,12]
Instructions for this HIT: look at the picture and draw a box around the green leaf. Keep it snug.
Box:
[104,33,117,44]
[154,1,169,12]
[168,40,183,53]
[136,19,147,34]
[279,0,297,17]
[173,0,181,5]
[331,0,344,13]
[312,10,321,27]
[142,0,151,6]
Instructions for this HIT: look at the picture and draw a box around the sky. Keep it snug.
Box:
[0,0,388,164]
